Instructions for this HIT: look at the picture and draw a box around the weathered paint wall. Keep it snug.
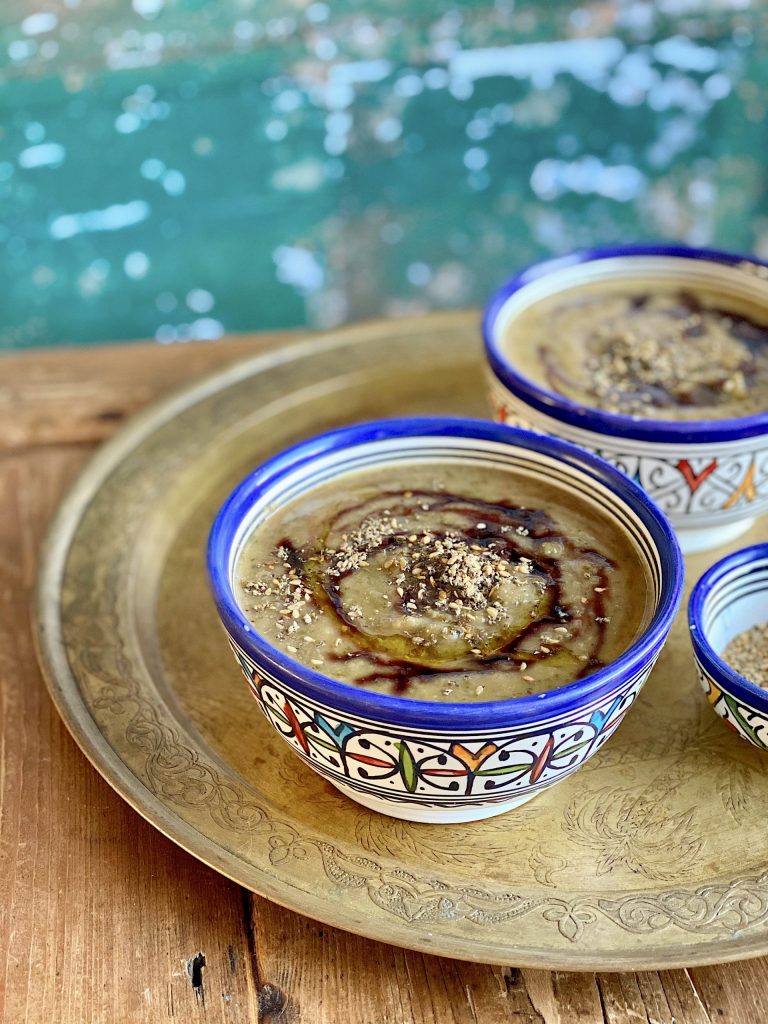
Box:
[1,1,766,348]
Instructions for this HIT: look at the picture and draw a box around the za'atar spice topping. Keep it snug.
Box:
[722,622,768,689]
[505,269,768,421]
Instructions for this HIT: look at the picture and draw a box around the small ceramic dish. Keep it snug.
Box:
[208,418,683,824]
[483,244,768,554]
[689,542,768,750]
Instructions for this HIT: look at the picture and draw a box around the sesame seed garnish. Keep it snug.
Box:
[723,622,768,688]
[553,288,764,415]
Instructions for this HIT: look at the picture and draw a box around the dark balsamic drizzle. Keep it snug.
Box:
[276,488,616,695]
[540,288,767,412]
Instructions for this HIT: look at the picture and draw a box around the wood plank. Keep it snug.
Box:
[0,447,259,1024]
[251,896,537,1024]
[688,959,768,1023]
[521,970,605,1024]
[251,894,768,1024]
[0,332,293,450]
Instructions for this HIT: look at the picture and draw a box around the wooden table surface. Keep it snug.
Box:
[1,332,767,1024]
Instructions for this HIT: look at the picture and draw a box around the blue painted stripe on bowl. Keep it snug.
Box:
[699,558,768,629]
[688,542,768,712]
[483,243,768,444]
[208,416,683,731]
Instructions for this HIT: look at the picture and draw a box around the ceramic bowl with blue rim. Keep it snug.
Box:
[208,418,683,824]
[483,245,768,555]
[689,543,768,750]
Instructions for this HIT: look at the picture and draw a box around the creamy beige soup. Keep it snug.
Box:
[235,462,653,702]
[504,278,768,420]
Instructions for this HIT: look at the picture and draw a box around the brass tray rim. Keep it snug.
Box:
[34,314,768,972]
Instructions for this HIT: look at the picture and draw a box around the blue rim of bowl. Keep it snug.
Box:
[483,243,768,445]
[688,542,768,713]
[207,417,684,730]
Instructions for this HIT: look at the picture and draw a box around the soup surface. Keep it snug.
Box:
[235,461,653,702]
[504,273,768,420]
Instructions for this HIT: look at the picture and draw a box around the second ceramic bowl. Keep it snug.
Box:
[484,244,768,554]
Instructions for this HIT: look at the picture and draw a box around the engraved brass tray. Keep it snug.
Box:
[36,313,768,970]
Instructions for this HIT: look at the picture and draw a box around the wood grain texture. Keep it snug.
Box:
[1,329,767,1023]
[0,448,259,1023]
[0,332,291,450]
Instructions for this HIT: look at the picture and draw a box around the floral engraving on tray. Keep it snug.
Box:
[562,788,703,883]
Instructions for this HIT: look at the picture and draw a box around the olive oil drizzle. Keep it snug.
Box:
[275,488,615,695]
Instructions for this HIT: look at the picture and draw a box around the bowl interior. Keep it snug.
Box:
[698,552,768,661]
[484,249,768,443]
[225,433,665,613]
[491,253,768,351]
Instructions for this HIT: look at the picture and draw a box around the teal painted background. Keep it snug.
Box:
[1,1,767,349]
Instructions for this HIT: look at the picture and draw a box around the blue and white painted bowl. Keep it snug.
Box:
[689,543,768,751]
[484,245,768,555]
[208,418,683,824]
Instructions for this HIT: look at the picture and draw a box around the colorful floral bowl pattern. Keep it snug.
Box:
[208,418,684,823]
[483,245,768,555]
[689,543,768,751]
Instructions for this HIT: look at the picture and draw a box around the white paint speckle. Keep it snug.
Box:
[306,2,329,23]
[124,251,150,279]
[115,112,143,134]
[186,288,214,314]
[18,143,65,169]
[407,262,432,286]
[132,0,165,18]
[273,246,324,293]
[162,169,186,195]
[190,317,224,340]
[272,158,325,192]
[8,40,36,61]
[450,38,626,90]
[50,200,151,239]
[265,120,288,141]
[21,12,58,35]
[530,156,646,202]
[140,158,165,180]
[653,35,719,73]
[463,146,488,171]
[374,117,402,144]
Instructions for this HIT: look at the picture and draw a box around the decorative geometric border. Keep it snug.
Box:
[696,664,768,751]
[489,378,768,527]
[228,636,648,808]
